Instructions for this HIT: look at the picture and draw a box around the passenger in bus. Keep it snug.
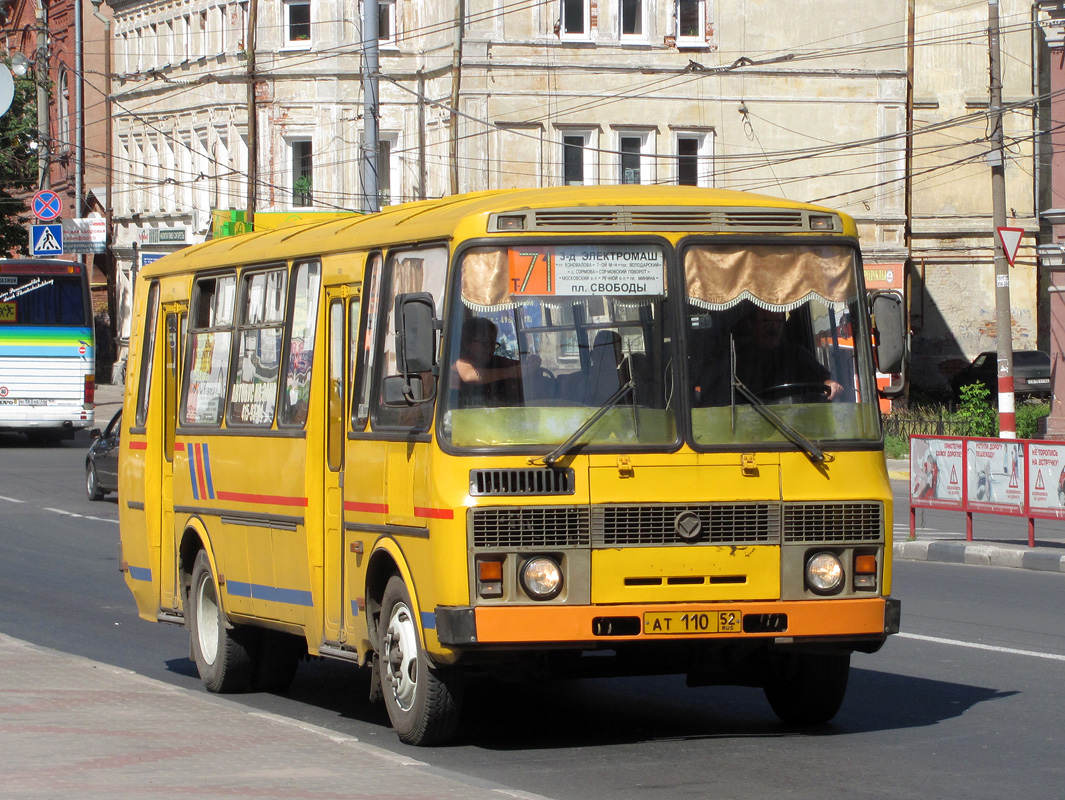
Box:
[697,304,843,405]
[584,330,624,404]
[451,317,539,406]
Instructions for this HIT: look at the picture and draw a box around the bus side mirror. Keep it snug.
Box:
[385,292,438,406]
[870,290,906,390]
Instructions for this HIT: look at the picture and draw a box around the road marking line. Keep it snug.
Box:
[44,507,119,525]
[899,632,1065,662]
[0,495,25,503]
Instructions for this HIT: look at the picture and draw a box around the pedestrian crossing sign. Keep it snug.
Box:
[30,223,63,256]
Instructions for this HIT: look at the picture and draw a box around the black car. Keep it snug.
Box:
[86,409,121,501]
[950,350,1052,402]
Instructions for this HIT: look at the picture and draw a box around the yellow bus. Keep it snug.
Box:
[119,185,905,745]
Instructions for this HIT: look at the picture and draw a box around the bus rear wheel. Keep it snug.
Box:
[378,575,463,745]
[189,549,253,693]
[763,651,850,725]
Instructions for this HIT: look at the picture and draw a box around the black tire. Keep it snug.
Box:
[763,651,850,725]
[251,630,305,693]
[188,550,253,693]
[378,575,463,745]
[86,462,105,501]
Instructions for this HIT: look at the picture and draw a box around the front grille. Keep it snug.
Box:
[468,501,883,550]
[469,467,575,496]
[470,506,590,548]
[592,503,781,547]
[783,502,884,543]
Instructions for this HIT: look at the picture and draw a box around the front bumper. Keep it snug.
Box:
[436,596,901,647]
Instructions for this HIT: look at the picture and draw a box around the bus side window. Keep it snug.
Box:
[134,281,160,427]
[181,273,236,426]
[372,246,447,430]
[229,267,287,427]
[279,261,322,428]
[352,253,382,432]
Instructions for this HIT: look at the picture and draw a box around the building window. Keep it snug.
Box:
[291,138,313,206]
[560,0,590,39]
[618,133,649,184]
[562,131,596,185]
[620,0,643,38]
[379,0,396,45]
[57,70,70,150]
[674,130,713,186]
[283,0,311,46]
[675,0,705,47]
[379,133,398,205]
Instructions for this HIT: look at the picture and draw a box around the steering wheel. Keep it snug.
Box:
[759,382,830,404]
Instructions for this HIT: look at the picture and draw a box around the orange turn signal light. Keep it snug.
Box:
[854,554,877,574]
[478,561,503,581]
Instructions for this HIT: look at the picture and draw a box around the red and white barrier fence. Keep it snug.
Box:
[909,434,1065,548]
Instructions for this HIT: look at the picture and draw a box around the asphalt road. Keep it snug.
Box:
[2,430,1064,799]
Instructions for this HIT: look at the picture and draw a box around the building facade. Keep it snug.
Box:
[103,0,1043,396]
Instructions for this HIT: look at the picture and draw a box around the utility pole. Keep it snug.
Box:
[361,0,380,214]
[246,0,258,229]
[449,0,465,195]
[34,1,49,190]
[989,0,1016,437]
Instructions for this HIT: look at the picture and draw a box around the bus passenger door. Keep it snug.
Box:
[159,306,184,613]
[322,287,357,645]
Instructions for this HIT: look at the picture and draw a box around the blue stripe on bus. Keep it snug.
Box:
[349,601,360,617]
[128,565,152,582]
[187,449,199,501]
[201,442,215,499]
[421,611,436,630]
[225,580,313,607]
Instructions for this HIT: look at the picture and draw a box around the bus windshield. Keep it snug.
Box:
[440,240,881,451]
[441,242,676,449]
[0,273,91,326]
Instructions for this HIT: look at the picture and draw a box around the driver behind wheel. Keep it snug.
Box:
[696,303,843,406]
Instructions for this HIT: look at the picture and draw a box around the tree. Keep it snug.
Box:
[0,68,39,256]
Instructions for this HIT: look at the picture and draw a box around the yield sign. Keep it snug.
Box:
[31,190,62,222]
[997,226,1024,266]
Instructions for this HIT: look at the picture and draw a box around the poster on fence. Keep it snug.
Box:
[1027,442,1065,519]
[909,436,964,509]
[966,438,1025,514]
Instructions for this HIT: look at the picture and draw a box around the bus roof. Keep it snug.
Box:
[139,186,859,278]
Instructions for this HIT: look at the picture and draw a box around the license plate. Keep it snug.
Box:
[643,610,742,635]
[1028,378,1050,385]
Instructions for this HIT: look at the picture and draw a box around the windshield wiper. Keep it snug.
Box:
[532,380,636,468]
[731,376,833,465]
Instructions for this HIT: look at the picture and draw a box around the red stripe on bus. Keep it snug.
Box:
[215,491,309,507]
[128,441,147,450]
[193,444,208,500]
[344,501,389,514]
[414,506,454,519]
[174,442,185,451]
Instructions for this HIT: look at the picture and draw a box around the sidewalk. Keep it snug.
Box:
[0,633,542,800]
[887,458,1065,573]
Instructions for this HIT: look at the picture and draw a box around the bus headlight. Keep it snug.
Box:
[520,556,563,600]
[805,552,844,594]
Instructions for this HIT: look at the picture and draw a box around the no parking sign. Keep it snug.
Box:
[31,190,62,222]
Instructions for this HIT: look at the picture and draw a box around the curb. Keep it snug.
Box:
[893,540,1065,572]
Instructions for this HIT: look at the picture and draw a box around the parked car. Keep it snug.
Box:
[950,350,1052,402]
[86,410,121,501]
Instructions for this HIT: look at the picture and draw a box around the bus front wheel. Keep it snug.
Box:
[378,575,463,745]
[763,651,850,725]
[189,550,253,693]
